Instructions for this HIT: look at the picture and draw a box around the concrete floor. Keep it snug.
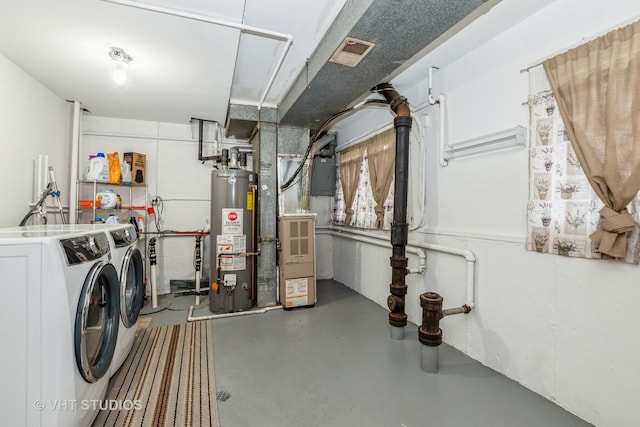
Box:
[139,280,593,427]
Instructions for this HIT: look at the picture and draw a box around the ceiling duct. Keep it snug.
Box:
[278,0,501,130]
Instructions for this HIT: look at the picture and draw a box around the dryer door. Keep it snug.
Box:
[74,261,119,383]
[120,247,145,328]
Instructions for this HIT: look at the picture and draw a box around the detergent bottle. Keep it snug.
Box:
[86,153,109,182]
[96,153,109,182]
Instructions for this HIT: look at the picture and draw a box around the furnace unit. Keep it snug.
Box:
[278,214,316,308]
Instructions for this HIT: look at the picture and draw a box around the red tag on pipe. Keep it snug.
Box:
[147,206,155,215]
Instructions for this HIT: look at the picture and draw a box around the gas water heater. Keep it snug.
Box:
[209,150,257,313]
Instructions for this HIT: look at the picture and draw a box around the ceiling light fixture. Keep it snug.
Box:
[109,47,133,85]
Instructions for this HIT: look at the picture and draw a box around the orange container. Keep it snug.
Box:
[78,200,94,209]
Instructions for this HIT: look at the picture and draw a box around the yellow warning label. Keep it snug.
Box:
[246,192,253,211]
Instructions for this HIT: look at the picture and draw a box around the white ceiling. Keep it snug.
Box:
[0,0,570,129]
[0,0,347,124]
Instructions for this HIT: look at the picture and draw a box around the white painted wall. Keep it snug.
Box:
[0,54,71,227]
[82,116,213,294]
[326,1,640,426]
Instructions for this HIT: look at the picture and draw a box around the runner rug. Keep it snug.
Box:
[93,321,220,427]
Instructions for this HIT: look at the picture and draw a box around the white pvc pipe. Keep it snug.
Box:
[318,227,426,274]
[437,95,449,167]
[101,0,293,110]
[407,240,476,308]
[36,155,43,201]
[421,344,439,374]
[43,155,49,192]
[319,226,477,308]
[69,101,81,224]
[258,36,293,110]
[187,304,282,322]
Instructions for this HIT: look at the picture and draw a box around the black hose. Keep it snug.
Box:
[280,99,389,190]
[19,183,53,226]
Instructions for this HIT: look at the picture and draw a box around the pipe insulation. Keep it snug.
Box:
[149,237,158,308]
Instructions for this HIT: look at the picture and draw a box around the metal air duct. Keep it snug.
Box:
[278,0,501,130]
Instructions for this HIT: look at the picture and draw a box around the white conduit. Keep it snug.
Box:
[436,95,448,167]
[187,304,282,322]
[318,226,476,308]
[317,227,426,274]
[69,101,81,224]
[101,0,293,110]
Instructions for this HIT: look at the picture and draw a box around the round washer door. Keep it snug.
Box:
[74,261,119,383]
[120,247,144,328]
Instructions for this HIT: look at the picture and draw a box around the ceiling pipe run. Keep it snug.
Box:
[100,0,293,111]
[370,82,412,340]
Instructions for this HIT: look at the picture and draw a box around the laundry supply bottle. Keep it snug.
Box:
[137,216,144,237]
[95,152,109,182]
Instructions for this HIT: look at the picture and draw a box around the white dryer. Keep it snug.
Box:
[106,223,145,377]
[0,226,120,427]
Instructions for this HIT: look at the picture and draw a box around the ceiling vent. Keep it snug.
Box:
[328,37,375,67]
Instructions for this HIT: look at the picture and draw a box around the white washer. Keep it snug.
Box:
[106,223,145,377]
[0,225,120,427]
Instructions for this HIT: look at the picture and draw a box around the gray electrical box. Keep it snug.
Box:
[310,156,336,196]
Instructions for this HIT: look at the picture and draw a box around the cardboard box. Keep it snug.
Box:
[123,152,146,185]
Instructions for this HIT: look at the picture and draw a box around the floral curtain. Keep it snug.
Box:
[338,144,364,225]
[543,20,640,259]
[333,148,394,230]
[526,66,640,263]
[366,129,396,229]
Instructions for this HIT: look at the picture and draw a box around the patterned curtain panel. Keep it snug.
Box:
[366,129,396,229]
[333,146,394,230]
[543,20,640,258]
[526,67,640,263]
[338,144,365,225]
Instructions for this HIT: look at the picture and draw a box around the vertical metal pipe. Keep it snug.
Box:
[419,292,443,373]
[371,83,412,339]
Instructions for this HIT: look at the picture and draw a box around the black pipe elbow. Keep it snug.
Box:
[370,83,410,116]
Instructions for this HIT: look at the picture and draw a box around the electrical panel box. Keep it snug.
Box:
[310,156,336,196]
[278,214,316,309]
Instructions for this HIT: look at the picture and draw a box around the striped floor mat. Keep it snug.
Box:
[93,321,220,427]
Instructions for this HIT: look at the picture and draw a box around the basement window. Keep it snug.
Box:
[333,129,395,230]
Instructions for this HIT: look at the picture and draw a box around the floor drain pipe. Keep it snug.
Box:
[371,83,412,340]
[419,292,472,373]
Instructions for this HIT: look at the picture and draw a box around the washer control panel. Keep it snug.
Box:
[60,233,110,265]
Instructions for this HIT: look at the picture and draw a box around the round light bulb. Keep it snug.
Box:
[112,66,127,85]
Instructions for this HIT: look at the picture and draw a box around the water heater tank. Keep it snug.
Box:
[209,169,257,313]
